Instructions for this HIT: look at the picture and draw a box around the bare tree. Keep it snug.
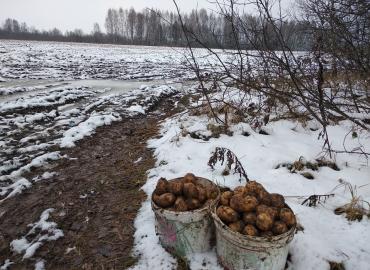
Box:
[127,8,136,42]
[173,0,369,157]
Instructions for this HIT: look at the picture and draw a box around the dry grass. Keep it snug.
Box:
[334,181,370,222]
[328,261,346,270]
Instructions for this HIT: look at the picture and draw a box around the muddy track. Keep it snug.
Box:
[0,97,182,269]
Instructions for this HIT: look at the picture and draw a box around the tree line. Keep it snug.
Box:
[0,7,312,50]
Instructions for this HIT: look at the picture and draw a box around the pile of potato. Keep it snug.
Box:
[216,181,296,237]
[152,173,218,211]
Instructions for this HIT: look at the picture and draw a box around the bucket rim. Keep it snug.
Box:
[151,176,220,215]
[211,202,296,243]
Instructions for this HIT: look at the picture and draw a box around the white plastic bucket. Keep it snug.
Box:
[152,177,219,258]
[212,203,295,270]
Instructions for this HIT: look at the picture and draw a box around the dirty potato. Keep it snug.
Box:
[228,220,244,233]
[154,193,176,208]
[197,185,207,203]
[183,173,197,183]
[245,181,265,194]
[256,204,279,220]
[272,221,288,235]
[206,185,219,200]
[186,198,202,210]
[152,193,161,206]
[269,207,279,220]
[256,189,271,206]
[270,193,285,208]
[230,195,258,212]
[168,180,184,196]
[220,191,233,206]
[242,212,257,225]
[256,213,274,231]
[234,186,247,196]
[217,206,239,224]
[242,224,259,237]
[155,177,169,195]
[183,182,199,199]
[256,204,269,215]
[280,208,296,228]
[174,196,188,212]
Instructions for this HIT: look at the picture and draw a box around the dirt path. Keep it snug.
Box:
[0,98,182,269]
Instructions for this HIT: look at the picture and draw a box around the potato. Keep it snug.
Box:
[197,185,207,203]
[228,221,244,233]
[174,196,188,212]
[260,231,273,237]
[268,207,279,220]
[272,221,288,235]
[186,198,202,210]
[256,204,269,215]
[217,206,239,224]
[154,193,176,208]
[242,212,257,225]
[155,177,169,195]
[256,189,271,206]
[256,213,274,231]
[245,181,265,194]
[183,173,197,183]
[220,191,233,206]
[152,193,161,206]
[280,208,296,228]
[242,225,259,237]
[230,195,258,212]
[183,182,199,199]
[234,186,247,196]
[206,186,219,200]
[270,193,285,208]
[168,180,183,196]
[256,204,278,220]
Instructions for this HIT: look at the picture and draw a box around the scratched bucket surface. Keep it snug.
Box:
[212,203,296,270]
[152,177,220,258]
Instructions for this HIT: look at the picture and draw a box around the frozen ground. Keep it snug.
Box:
[0,79,184,203]
[0,40,198,268]
[0,40,202,204]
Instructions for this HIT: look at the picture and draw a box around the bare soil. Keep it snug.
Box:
[0,98,182,269]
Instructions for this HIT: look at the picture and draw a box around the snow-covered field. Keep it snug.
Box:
[1,40,369,270]
[0,40,223,81]
[0,40,199,205]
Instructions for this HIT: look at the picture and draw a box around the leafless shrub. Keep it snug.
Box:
[208,147,249,182]
[301,194,335,207]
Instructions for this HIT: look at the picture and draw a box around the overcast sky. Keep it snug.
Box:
[0,0,294,33]
[0,0,214,33]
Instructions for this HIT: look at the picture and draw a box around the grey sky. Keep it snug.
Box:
[0,0,294,34]
[0,0,213,33]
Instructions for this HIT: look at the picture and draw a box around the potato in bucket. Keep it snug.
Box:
[152,174,220,258]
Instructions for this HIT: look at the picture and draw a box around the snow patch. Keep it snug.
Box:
[0,260,13,270]
[60,113,121,148]
[10,208,64,259]
[127,105,145,115]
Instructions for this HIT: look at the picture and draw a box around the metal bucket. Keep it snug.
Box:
[152,177,220,258]
[212,203,295,270]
